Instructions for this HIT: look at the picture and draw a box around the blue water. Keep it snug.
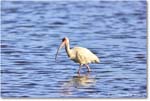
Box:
[1,1,147,98]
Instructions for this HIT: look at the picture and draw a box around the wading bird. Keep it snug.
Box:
[55,37,100,73]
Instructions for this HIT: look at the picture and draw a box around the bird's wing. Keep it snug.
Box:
[74,47,100,64]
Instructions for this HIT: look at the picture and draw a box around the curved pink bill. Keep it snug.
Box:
[55,41,65,61]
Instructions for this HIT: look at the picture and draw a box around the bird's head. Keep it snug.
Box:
[62,37,69,44]
[55,37,69,61]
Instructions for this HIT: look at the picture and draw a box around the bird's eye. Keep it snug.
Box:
[62,38,66,42]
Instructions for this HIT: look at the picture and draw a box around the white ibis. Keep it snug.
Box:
[55,37,100,73]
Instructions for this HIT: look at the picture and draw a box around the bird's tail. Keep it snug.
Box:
[95,57,100,63]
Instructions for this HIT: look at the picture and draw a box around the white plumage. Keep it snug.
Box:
[69,47,100,64]
[55,37,100,73]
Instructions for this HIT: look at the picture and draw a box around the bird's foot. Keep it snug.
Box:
[87,70,91,72]
[77,71,80,74]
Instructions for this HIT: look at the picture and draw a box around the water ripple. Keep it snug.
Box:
[1,0,146,98]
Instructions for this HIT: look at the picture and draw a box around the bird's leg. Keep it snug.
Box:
[85,64,91,72]
[77,64,82,74]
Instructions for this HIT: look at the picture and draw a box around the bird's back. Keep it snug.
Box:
[70,47,100,64]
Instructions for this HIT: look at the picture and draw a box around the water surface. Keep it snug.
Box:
[1,1,147,98]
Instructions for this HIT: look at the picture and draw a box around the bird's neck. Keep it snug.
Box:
[65,42,72,57]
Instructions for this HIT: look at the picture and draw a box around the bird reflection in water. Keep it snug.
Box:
[61,72,96,95]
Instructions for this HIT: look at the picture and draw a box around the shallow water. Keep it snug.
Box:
[1,1,147,98]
